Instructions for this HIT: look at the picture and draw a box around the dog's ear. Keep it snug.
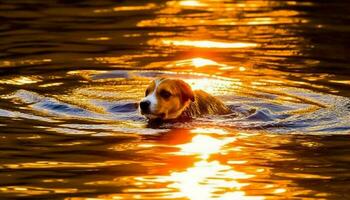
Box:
[175,80,195,102]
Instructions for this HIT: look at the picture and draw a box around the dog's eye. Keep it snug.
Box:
[145,89,150,96]
[160,90,171,99]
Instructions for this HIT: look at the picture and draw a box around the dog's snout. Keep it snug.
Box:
[140,100,151,112]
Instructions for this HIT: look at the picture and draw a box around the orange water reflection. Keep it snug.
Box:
[153,39,258,49]
[165,129,262,200]
[137,0,307,27]
[0,76,41,85]
[94,3,157,13]
[89,128,281,200]
[2,127,330,200]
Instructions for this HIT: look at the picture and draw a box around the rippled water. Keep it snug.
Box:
[1,0,350,199]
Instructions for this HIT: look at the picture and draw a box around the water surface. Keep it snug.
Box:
[0,0,350,199]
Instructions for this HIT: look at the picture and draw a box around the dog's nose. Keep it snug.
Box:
[140,100,150,112]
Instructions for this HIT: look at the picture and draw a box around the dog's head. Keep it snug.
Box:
[140,78,194,120]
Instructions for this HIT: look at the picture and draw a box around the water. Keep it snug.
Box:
[1,0,350,199]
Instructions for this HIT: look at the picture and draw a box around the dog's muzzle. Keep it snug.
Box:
[140,100,166,120]
[140,100,151,114]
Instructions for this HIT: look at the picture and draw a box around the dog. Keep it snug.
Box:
[139,77,231,121]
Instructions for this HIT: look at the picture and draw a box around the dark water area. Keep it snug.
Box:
[1,0,350,199]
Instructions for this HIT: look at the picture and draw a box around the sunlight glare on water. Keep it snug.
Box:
[157,39,258,49]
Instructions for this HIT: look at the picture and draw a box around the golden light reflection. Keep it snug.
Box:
[163,57,230,69]
[39,82,64,88]
[94,129,268,200]
[165,129,262,200]
[160,39,258,48]
[185,78,239,94]
[191,58,218,67]
[168,160,254,200]
[274,188,287,194]
[191,127,229,135]
[0,160,139,169]
[137,17,239,27]
[239,66,247,71]
[0,59,51,67]
[86,37,110,41]
[0,186,77,195]
[137,0,307,27]
[85,54,160,65]
[175,135,235,159]
[84,129,324,200]
[113,3,156,12]
[0,76,41,85]
[179,0,208,7]
[329,80,350,85]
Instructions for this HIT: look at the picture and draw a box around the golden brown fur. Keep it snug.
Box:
[180,90,231,119]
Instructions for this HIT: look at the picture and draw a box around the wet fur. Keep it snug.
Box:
[179,90,231,119]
